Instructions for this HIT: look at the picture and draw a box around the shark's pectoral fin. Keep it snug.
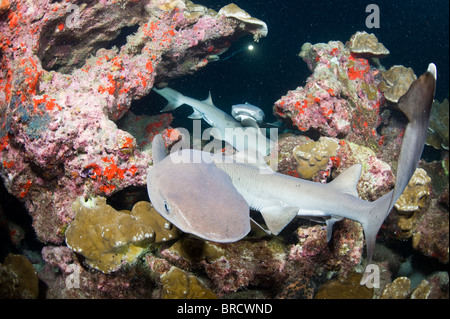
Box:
[260,205,298,235]
[188,109,204,120]
[250,217,272,235]
[161,102,181,112]
[328,164,361,197]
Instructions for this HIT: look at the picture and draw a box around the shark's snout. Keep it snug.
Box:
[147,150,251,243]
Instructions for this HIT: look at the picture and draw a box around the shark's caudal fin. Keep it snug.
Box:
[359,64,436,285]
[388,63,437,210]
[153,87,186,112]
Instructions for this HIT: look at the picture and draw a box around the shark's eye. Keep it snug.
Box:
[163,201,171,214]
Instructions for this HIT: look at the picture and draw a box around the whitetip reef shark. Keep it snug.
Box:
[147,134,251,242]
[147,63,436,284]
[231,102,266,126]
[153,87,274,155]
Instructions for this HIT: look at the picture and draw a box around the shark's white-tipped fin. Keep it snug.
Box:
[260,205,298,235]
[202,91,214,106]
[427,63,437,81]
[328,164,361,197]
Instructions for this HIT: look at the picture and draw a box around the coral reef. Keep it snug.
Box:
[384,164,449,264]
[0,253,39,298]
[275,32,385,148]
[395,168,431,213]
[379,65,417,103]
[347,31,389,58]
[380,276,411,299]
[1,3,447,298]
[292,137,338,180]
[412,195,449,264]
[380,272,449,299]
[427,98,449,150]
[393,168,431,239]
[314,272,373,299]
[66,197,180,273]
[160,266,217,299]
[117,112,177,156]
[161,236,289,296]
[336,140,394,201]
[289,219,364,276]
[0,0,266,243]
[40,245,155,298]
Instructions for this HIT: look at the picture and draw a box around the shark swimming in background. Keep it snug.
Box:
[231,102,265,126]
[148,63,436,284]
[153,87,274,155]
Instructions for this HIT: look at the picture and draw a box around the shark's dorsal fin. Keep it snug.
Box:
[202,91,214,106]
[328,164,361,197]
[151,134,168,164]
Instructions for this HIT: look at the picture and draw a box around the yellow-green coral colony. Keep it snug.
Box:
[379,65,417,103]
[65,197,180,273]
[427,98,449,150]
[394,168,431,213]
[160,266,218,299]
[393,168,431,239]
[292,137,338,180]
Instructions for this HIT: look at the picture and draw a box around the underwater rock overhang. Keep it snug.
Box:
[0,0,268,243]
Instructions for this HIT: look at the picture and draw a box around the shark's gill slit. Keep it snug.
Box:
[163,201,172,214]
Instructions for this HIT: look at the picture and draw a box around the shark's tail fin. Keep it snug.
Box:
[153,87,186,112]
[361,190,393,266]
[358,190,393,286]
[359,63,436,286]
